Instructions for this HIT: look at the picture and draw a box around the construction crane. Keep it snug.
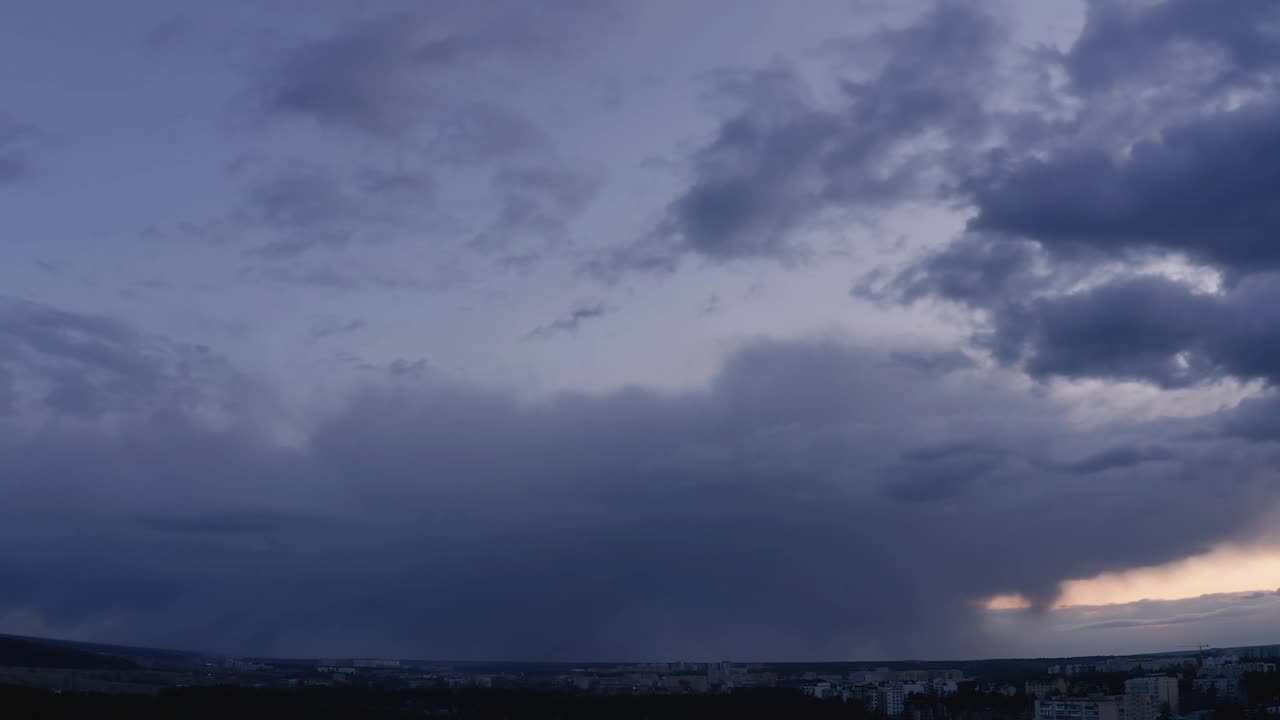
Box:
[1179,643,1211,662]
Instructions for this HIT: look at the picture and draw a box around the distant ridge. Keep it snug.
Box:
[0,635,136,670]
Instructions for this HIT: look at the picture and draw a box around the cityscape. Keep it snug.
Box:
[3,633,1280,718]
[7,0,1280,716]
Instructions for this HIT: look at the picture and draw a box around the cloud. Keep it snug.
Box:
[594,4,1006,276]
[869,1,1280,392]
[3,300,1280,660]
[249,2,614,141]
[432,103,551,165]
[134,510,301,536]
[967,101,1280,276]
[526,302,612,339]
[249,261,465,293]
[889,350,977,374]
[1072,602,1267,632]
[1039,445,1175,476]
[990,591,1280,656]
[0,297,256,422]
[1065,0,1280,94]
[308,317,366,340]
[911,270,1280,389]
[229,159,434,256]
[470,164,599,257]
[0,112,40,186]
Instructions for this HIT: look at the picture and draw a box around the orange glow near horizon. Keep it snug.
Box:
[986,545,1280,611]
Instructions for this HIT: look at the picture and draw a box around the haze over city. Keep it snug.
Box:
[3,0,1280,663]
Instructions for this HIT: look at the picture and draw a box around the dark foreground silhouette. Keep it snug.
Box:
[2,685,865,719]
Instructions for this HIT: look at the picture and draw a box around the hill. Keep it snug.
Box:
[0,635,136,670]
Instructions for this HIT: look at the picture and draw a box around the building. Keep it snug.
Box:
[1214,662,1277,676]
[707,661,734,685]
[1035,696,1122,720]
[886,683,907,715]
[1240,646,1280,660]
[852,682,907,716]
[1193,677,1241,703]
[1027,678,1069,699]
[1099,659,1141,673]
[932,679,960,695]
[804,682,838,700]
[874,683,906,716]
[660,674,708,694]
[1125,676,1180,720]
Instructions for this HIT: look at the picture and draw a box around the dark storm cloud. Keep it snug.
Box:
[4,300,1280,660]
[989,274,1280,388]
[251,1,613,141]
[134,510,300,535]
[526,302,611,340]
[890,255,1280,389]
[882,442,1010,503]
[1066,0,1280,93]
[864,1,1280,392]
[595,4,1004,276]
[875,234,1043,307]
[968,101,1280,275]
[990,276,1224,388]
[1039,445,1175,476]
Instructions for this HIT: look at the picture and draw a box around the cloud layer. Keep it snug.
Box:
[3,298,1280,659]
[5,0,1280,662]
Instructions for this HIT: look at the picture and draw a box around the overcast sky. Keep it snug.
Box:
[3,0,1280,662]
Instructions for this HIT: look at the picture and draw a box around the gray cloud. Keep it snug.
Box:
[1220,394,1280,443]
[134,510,301,536]
[989,274,1280,388]
[3,300,1279,659]
[0,297,255,420]
[869,1,1280,392]
[0,112,40,185]
[251,1,614,141]
[308,316,366,340]
[11,0,1280,665]
[1065,0,1280,94]
[471,165,599,257]
[990,591,1280,656]
[968,101,1280,276]
[595,4,1005,276]
[878,234,1047,308]
[1073,602,1269,632]
[526,301,612,340]
[1039,445,1175,476]
[250,261,466,293]
[433,103,550,166]
[230,160,434,256]
[890,256,1280,389]
[889,349,977,375]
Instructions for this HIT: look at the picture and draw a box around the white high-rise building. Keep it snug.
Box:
[1125,676,1180,720]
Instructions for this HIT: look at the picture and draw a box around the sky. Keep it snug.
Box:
[2,0,1280,662]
